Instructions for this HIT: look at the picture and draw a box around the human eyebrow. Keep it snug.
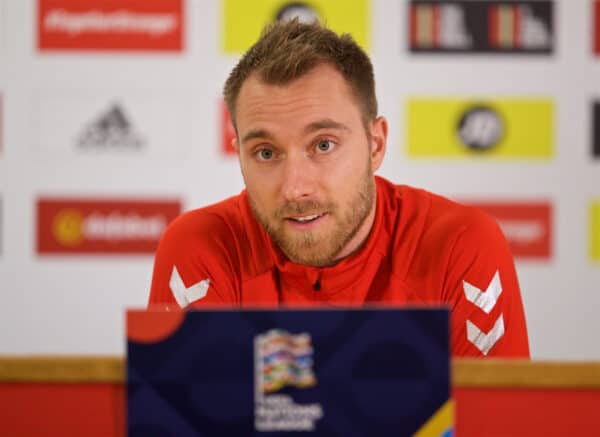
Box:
[303,119,351,134]
[240,129,274,145]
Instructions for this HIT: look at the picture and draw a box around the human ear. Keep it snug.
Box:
[369,116,387,172]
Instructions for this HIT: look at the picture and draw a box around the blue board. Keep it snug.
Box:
[127,307,452,436]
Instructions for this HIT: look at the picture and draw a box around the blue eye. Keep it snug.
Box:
[316,140,334,153]
[257,148,274,161]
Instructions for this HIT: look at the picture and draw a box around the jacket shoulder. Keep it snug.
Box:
[162,194,245,248]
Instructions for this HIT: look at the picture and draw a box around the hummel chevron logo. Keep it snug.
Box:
[463,270,502,314]
[169,266,210,307]
[467,314,505,356]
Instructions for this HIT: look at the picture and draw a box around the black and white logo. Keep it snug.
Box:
[77,103,145,149]
[458,106,504,151]
[593,102,600,159]
[409,1,553,54]
[411,3,473,50]
[275,2,320,23]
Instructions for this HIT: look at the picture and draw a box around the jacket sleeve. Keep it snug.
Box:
[148,210,240,309]
[442,207,530,358]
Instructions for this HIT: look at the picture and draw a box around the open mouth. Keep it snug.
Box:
[286,213,325,224]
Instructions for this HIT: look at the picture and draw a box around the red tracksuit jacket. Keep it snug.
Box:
[149,176,529,358]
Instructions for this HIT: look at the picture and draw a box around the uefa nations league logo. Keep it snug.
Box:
[254,329,323,431]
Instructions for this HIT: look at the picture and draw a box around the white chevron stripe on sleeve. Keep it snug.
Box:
[169,266,210,308]
[466,314,505,356]
[463,270,502,314]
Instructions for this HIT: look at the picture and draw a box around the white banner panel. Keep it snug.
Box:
[32,92,192,159]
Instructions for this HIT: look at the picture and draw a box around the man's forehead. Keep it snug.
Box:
[240,118,352,145]
[233,63,365,142]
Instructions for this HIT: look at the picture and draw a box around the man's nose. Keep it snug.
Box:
[280,152,317,202]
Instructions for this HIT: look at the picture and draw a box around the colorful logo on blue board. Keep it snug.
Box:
[254,329,323,431]
[257,329,317,393]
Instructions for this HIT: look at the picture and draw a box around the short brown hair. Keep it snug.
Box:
[223,19,377,129]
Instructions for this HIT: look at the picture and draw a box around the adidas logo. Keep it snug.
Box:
[77,103,145,149]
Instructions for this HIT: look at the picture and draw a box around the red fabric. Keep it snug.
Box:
[0,383,124,437]
[149,176,529,358]
[454,387,600,436]
[3,382,600,436]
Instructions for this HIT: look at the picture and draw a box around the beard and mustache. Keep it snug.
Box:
[248,161,376,268]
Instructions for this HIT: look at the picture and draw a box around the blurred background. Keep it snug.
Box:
[0,0,598,360]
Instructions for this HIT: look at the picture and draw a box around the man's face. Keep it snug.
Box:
[233,63,387,267]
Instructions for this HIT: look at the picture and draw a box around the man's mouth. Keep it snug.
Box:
[286,213,326,224]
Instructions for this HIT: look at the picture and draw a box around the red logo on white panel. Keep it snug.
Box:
[221,101,237,156]
[466,201,552,259]
[37,0,183,51]
[37,198,181,254]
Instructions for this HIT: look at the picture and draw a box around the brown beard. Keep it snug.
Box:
[248,161,376,267]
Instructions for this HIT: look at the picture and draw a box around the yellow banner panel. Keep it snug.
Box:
[590,201,600,262]
[222,0,370,54]
[407,98,554,159]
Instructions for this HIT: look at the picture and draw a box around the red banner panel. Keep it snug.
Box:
[37,0,183,51]
[37,198,181,254]
[466,201,552,259]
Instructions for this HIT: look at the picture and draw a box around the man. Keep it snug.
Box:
[149,20,529,358]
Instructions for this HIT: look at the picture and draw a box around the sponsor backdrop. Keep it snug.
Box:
[0,0,599,360]
[594,101,600,158]
[37,0,184,51]
[407,98,553,158]
[0,94,3,153]
[222,0,370,53]
[596,0,600,55]
[591,201,600,262]
[463,201,552,259]
[36,198,181,254]
[409,1,554,54]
